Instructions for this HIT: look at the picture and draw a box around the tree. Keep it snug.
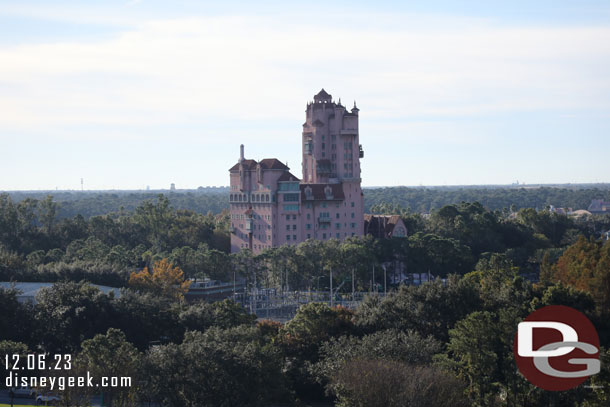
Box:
[38,195,58,236]
[550,236,610,312]
[143,326,288,407]
[355,276,481,342]
[178,299,255,332]
[278,303,355,401]
[407,232,474,277]
[331,360,467,407]
[0,340,29,387]
[34,281,115,353]
[278,303,355,361]
[128,258,190,301]
[311,329,442,398]
[0,286,35,345]
[132,195,174,251]
[112,290,183,350]
[77,328,140,407]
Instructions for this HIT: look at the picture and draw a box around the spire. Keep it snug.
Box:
[314,89,332,103]
[352,101,359,113]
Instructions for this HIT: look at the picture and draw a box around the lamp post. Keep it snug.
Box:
[330,267,333,307]
[383,265,387,295]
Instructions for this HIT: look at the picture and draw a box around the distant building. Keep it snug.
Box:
[548,205,572,216]
[588,199,610,214]
[170,183,176,191]
[229,89,365,253]
[364,215,407,239]
[569,209,592,218]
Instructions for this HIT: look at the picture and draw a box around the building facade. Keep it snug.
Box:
[229,89,365,253]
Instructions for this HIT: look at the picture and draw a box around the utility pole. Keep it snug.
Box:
[372,265,376,295]
[330,267,333,307]
[383,265,387,295]
[352,269,355,301]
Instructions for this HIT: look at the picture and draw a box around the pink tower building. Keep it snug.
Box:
[229,89,365,253]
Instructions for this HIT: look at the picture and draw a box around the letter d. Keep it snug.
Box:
[518,321,577,357]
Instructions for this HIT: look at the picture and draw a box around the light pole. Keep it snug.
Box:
[383,264,387,295]
[330,267,333,307]
[352,269,355,301]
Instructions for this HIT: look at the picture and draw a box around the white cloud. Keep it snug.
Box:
[0,12,609,136]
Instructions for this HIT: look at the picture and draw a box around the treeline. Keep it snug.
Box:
[5,185,610,221]
[1,242,609,406]
[0,194,230,286]
[5,190,229,219]
[2,191,610,405]
[365,185,610,212]
[244,202,610,293]
[3,192,610,289]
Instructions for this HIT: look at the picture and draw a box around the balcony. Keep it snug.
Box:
[318,216,331,223]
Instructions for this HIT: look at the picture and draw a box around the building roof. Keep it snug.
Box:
[277,171,300,182]
[364,214,406,239]
[314,88,332,100]
[229,158,286,172]
[300,183,345,201]
[570,209,592,217]
[259,158,289,170]
[229,159,258,172]
[588,199,610,213]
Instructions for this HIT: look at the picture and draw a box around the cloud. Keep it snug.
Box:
[0,11,609,138]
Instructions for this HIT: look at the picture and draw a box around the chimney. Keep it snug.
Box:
[239,144,245,162]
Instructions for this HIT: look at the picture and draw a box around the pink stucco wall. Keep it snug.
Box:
[229,90,364,254]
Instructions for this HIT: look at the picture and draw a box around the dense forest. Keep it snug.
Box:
[2,191,610,289]
[1,246,609,406]
[1,190,610,406]
[5,184,610,219]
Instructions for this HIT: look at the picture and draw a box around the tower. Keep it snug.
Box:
[302,89,363,183]
[229,89,365,254]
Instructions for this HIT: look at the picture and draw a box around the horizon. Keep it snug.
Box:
[4,181,610,194]
[2,0,610,189]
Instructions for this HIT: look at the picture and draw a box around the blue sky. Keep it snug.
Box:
[1,0,609,190]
